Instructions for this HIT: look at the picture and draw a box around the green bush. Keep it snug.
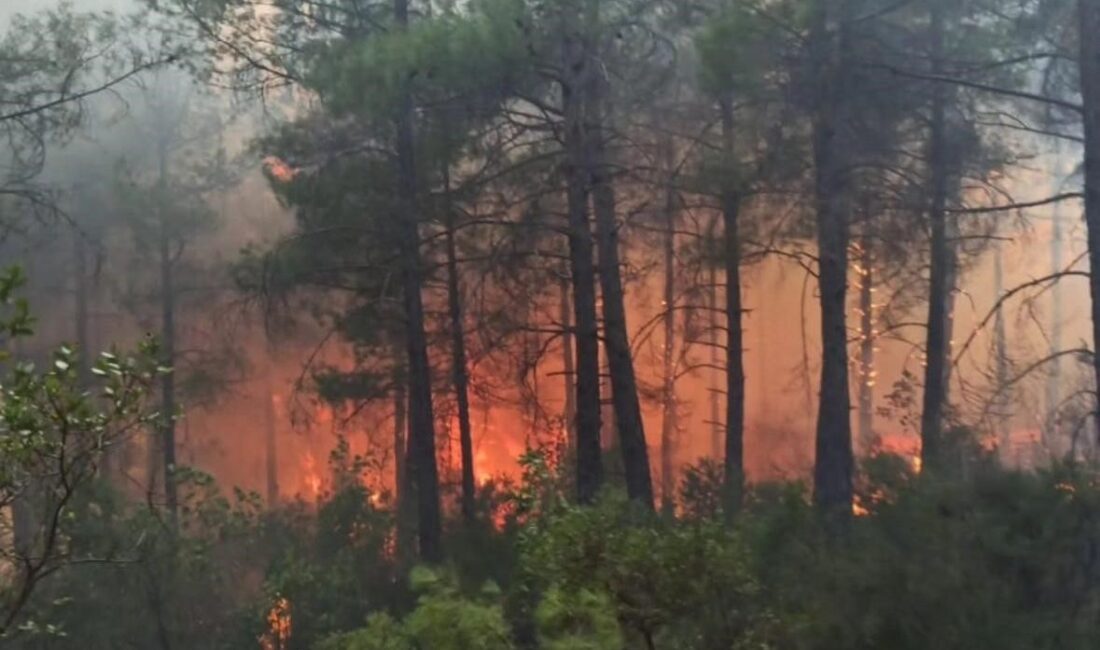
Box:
[316,567,513,650]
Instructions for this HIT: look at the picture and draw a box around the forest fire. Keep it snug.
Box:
[263,156,296,183]
[300,451,323,501]
[259,597,292,650]
[8,0,1100,646]
[872,433,923,474]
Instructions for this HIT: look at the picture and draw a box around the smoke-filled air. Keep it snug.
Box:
[3,0,1100,647]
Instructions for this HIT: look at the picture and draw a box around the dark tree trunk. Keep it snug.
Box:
[262,370,279,508]
[857,233,875,451]
[660,150,677,512]
[9,337,36,562]
[589,97,655,510]
[394,0,441,562]
[11,490,33,560]
[993,244,1009,446]
[393,373,407,504]
[393,362,414,560]
[719,95,745,508]
[920,0,950,472]
[559,278,577,450]
[1080,0,1100,441]
[74,232,91,391]
[157,139,178,521]
[810,0,854,517]
[561,3,603,504]
[708,246,721,459]
[73,230,102,476]
[443,183,476,523]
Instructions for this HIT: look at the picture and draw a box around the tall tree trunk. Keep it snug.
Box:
[561,1,603,504]
[660,150,677,512]
[810,0,853,516]
[719,95,745,507]
[443,178,476,523]
[157,138,178,521]
[920,0,950,472]
[10,334,34,560]
[589,78,655,509]
[394,0,441,562]
[559,277,577,451]
[709,244,721,459]
[74,232,91,390]
[993,243,1009,448]
[393,373,407,504]
[857,232,875,451]
[1078,0,1100,445]
[73,230,101,475]
[262,367,279,508]
[393,362,414,560]
[1048,173,1065,450]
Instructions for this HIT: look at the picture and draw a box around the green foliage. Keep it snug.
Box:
[534,587,621,650]
[314,613,411,650]
[12,433,1100,650]
[741,465,1100,650]
[0,266,34,347]
[404,567,513,650]
[518,493,773,649]
[10,466,268,648]
[309,0,532,124]
[695,2,789,98]
[316,567,512,650]
[254,472,402,649]
[0,337,162,540]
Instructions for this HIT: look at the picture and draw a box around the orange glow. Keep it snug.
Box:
[263,156,296,182]
[259,596,291,650]
[872,433,922,474]
[474,449,496,486]
[301,452,323,501]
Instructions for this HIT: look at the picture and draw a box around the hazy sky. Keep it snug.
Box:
[2,0,134,24]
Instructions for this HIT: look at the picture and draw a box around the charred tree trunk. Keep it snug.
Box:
[719,94,745,508]
[659,151,677,512]
[920,0,950,473]
[1078,0,1100,442]
[561,3,603,504]
[857,232,875,451]
[157,138,178,522]
[589,79,655,510]
[443,178,476,523]
[810,0,853,517]
[394,0,441,562]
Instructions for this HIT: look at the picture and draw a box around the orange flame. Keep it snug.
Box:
[259,596,291,650]
[263,156,296,183]
[301,452,322,501]
[873,433,922,474]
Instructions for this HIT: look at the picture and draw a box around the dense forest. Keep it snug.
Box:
[2,0,1100,647]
